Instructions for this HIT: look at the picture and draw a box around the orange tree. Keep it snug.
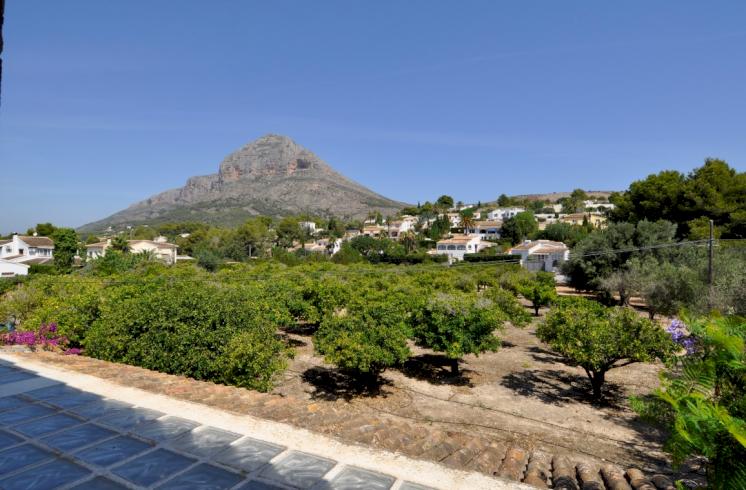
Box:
[537,297,676,401]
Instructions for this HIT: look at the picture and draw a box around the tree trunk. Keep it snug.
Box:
[450,358,460,376]
[590,371,605,401]
[534,304,540,316]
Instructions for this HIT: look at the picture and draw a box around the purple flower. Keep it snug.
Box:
[681,338,698,355]
[64,348,82,356]
[667,320,698,355]
[0,322,68,349]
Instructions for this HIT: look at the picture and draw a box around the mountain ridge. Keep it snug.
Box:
[79,134,407,231]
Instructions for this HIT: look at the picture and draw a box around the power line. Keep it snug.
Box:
[572,239,710,258]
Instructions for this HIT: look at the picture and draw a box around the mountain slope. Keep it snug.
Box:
[79,135,406,231]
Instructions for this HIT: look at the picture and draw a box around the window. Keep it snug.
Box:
[447,245,456,250]
[18,248,25,255]
[29,248,37,256]
[4,246,10,253]
[457,245,466,250]
[437,245,446,250]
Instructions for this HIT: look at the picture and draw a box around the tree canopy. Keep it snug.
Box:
[50,228,78,273]
[610,159,746,238]
[501,211,538,245]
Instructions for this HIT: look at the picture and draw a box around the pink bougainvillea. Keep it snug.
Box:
[1,323,70,350]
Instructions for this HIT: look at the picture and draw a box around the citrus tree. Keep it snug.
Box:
[412,292,503,375]
[84,280,292,392]
[537,297,676,401]
[313,301,411,383]
[517,271,557,316]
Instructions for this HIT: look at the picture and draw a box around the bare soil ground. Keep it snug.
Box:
[274,308,670,473]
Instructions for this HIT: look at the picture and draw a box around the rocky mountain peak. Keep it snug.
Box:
[78,134,406,231]
[218,134,327,182]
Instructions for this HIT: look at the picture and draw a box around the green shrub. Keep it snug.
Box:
[463,254,517,263]
[84,281,291,392]
[87,250,151,276]
[23,279,104,346]
[632,315,746,488]
[0,277,25,297]
[28,264,57,275]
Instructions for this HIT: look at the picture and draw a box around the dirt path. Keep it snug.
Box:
[276,317,669,472]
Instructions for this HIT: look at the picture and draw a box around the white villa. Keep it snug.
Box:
[86,237,179,264]
[386,215,417,239]
[361,225,386,238]
[583,200,615,212]
[294,238,342,255]
[487,207,525,221]
[0,235,55,266]
[464,221,502,239]
[560,212,607,228]
[299,221,318,234]
[435,234,493,263]
[509,240,569,272]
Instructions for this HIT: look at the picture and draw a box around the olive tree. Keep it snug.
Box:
[537,297,676,401]
[412,292,503,375]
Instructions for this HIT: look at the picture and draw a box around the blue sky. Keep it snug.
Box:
[1,1,745,233]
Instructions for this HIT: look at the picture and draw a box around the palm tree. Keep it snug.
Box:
[136,249,156,262]
[110,235,130,253]
[460,214,476,234]
[401,230,417,253]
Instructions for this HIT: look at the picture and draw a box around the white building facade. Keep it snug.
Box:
[487,207,525,221]
[509,240,570,272]
[86,239,179,264]
[0,259,30,277]
[0,235,55,266]
[435,234,492,263]
[465,221,502,239]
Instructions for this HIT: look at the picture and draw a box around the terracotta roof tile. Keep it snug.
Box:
[18,236,54,247]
